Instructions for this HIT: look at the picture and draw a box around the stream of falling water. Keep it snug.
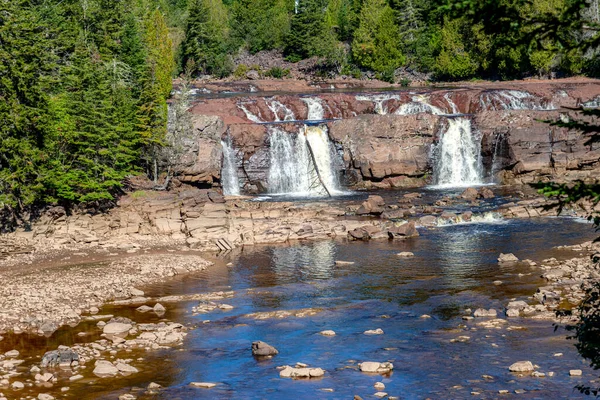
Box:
[221,136,240,196]
[432,118,484,187]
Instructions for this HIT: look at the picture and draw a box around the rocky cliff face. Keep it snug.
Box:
[178,80,600,192]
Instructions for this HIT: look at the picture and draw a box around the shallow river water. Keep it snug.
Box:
[110,218,596,399]
[1,217,596,399]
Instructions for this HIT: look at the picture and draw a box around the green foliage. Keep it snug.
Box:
[352,0,405,73]
[180,0,231,75]
[265,67,291,78]
[431,17,478,79]
[231,0,289,53]
[0,0,173,210]
[284,0,327,62]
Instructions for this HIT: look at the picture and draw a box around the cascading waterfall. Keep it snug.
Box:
[221,137,241,196]
[267,100,295,121]
[479,90,555,111]
[238,104,263,123]
[444,93,460,114]
[267,125,340,196]
[396,95,444,115]
[356,94,400,115]
[432,118,484,187]
[302,97,324,120]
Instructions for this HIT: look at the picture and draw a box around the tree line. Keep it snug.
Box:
[179,0,600,81]
[1,0,173,216]
[1,0,599,215]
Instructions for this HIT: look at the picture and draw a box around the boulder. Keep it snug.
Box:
[478,187,495,199]
[419,215,438,226]
[388,221,419,239]
[509,361,534,372]
[356,195,386,215]
[473,308,497,317]
[252,341,279,357]
[460,188,479,200]
[498,253,519,263]
[40,349,79,368]
[279,366,325,379]
[103,322,132,339]
[93,360,119,377]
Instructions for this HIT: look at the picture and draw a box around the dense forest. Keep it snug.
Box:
[1,0,599,214]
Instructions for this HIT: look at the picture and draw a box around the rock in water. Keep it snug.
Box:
[388,221,419,239]
[473,308,497,317]
[40,349,79,368]
[252,341,279,356]
[509,361,534,372]
[460,188,479,200]
[498,253,519,263]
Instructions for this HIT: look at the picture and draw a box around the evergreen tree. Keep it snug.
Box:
[284,0,326,62]
[180,0,231,76]
[231,0,290,53]
[352,0,405,76]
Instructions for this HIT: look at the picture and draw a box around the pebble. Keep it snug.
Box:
[335,261,355,266]
[374,382,385,390]
[499,390,509,394]
[4,350,19,358]
[38,394,54,400]
[374,392,387,398]
[570,369,582,376]
[364,328,384,335]
[397,252,414,257]
[11,381,24,389]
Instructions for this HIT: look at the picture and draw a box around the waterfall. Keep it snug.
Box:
[444,93,460,114]
[356,94,400,115]
[267,125,339,196]
[221,137,241,196]
[302,97,324,120]
[491,132,507,176]
[267,99,295,121]
[396,95,444,115]
[432,118,483,187]
[238,104,263,123]
[479,90,555,111]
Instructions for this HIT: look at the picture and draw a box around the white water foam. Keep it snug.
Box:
[356,94,401,115]
[302,97,324,120]
[238,103,263,123]
[221,137,240,196]
[396,95,444,115]
[432,118,483,187]
[267,99,295,121]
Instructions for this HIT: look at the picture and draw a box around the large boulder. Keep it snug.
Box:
[387,221,419,239]
[356,195,386,215]
[40,349,79,368]
[252,341,279,357]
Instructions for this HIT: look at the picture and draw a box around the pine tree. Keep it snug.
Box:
[352,0,405,75]
[284,0,326,62]
[181,0,231,76]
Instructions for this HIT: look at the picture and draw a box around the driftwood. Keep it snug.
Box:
[304,128,332,198]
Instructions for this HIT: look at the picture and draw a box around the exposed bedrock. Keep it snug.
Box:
[179,82,600,191]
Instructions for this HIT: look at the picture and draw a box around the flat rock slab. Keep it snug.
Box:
[359,362,394,374]
[279,366,325,378]
[190,382,217,388]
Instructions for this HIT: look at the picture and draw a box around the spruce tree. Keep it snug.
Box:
[284,0,326,62]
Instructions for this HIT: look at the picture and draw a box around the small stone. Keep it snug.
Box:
[69,375,83,382]
[493,280,503,285]
[38,394,54,400]
[514,389,526,394]
[153,303,166,313]
[131,288,145,297]
[93,360,119,377]
[89,307,99,314]
[553,353,563,357]
[190,382,217,388]
[148,382,162,390]
[547,371,555,377]
[364,328,384,335]
[374,392,387,398]
[335,261,355,266]
[420,314,431,319]
[136,305,153,313]
[509,361,534,372]
[397,252,414,257]
[319,330,336,336]
[11,381,24,390]
[532,371,546,377]
[570,369,582,376]
[374,382,385,390]
[498,390,509,394]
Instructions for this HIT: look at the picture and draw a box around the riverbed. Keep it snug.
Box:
[1,216,594,399]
